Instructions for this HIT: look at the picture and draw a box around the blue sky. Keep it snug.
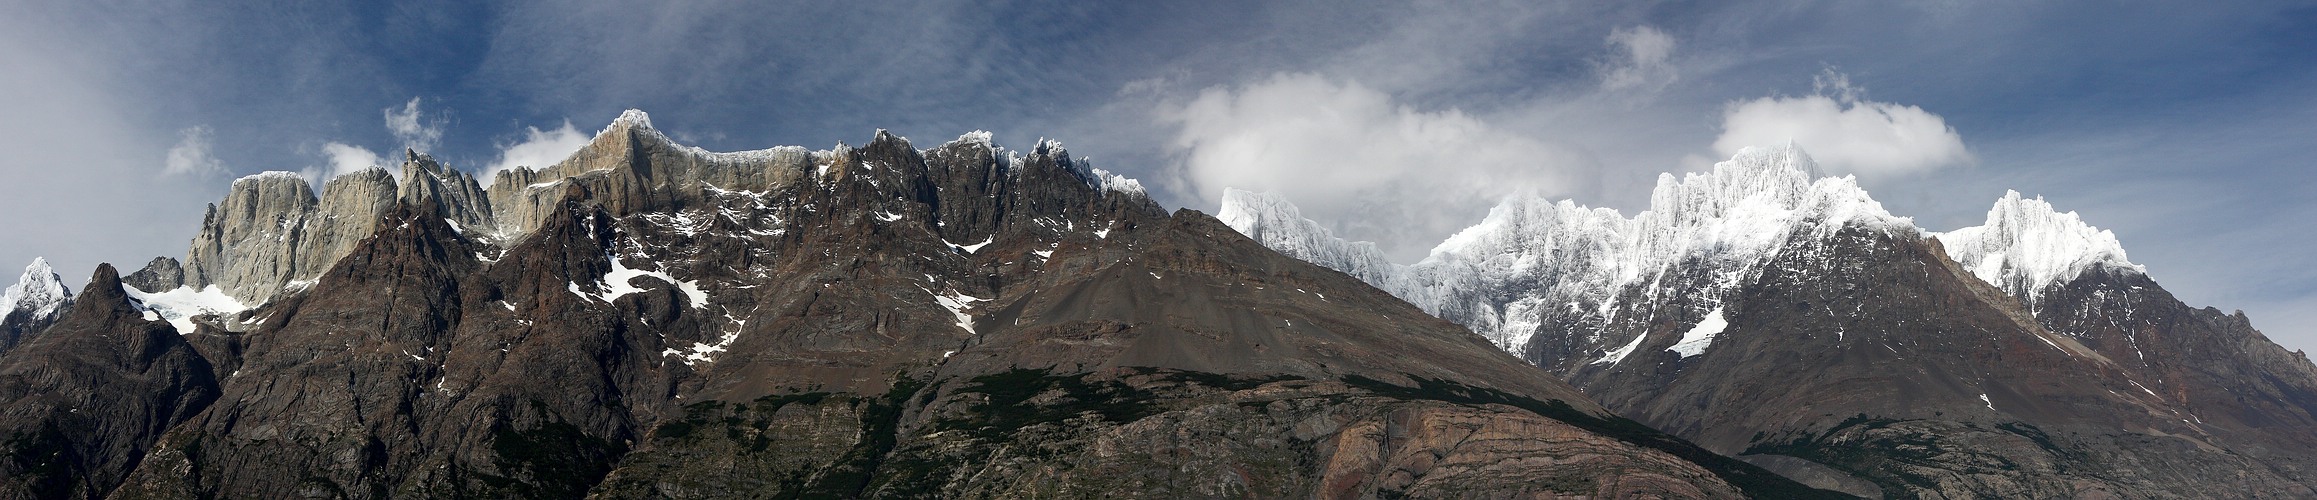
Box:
[3,0,2314,350]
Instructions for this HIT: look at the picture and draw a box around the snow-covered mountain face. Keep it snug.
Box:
[1226,145,2317,497]
[1931,190,2144,310]
[2,257,71,320]
[0,257,74,353]
[1222,145,1914,357]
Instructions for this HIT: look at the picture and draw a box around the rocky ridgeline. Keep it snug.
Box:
[182,111,799,306]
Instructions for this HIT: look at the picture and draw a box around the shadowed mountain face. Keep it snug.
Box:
[0,264,216,499]
[0,114,1832,498]
[1226,148,2317,498]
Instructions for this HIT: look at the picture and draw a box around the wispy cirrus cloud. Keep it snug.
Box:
[162,126,227,178]
[384,97,443,154]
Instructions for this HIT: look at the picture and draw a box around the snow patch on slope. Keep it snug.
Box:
[926,288,985,333]
[1933,190,2142,307]
[1595,331,1648,366]
[665,313,748,365]
[1669,307,1728,358]
[588,254,707,309]
[947,237,994,254]
[123,284,248,334]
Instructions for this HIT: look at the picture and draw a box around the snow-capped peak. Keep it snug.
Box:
[3,257,73,320]
[1933,190,2141,305]
[953,130,996,151]
[609,109,655,132]
[1030,138,1067,158]
[1092,168,1146,197]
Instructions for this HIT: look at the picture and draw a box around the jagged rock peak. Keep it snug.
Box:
[123,257,185,292]
[1030,137,1065,157]
[2,257,72,318]
[1011,137,1143,196]
[399,148,445,177]
[609,108,655,131]
[71,262,127,314]
[1933,190,2143,304]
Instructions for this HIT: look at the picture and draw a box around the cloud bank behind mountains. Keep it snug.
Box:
[1714,71,1972,178]
[1160,72,1584,262]
[483,121,593,187]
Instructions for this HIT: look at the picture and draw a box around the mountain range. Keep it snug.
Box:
[0,110,2308,498]
[1222,145,2317,497]
[0,112,1845,498]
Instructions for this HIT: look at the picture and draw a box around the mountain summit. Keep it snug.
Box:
[1933,190,2143,307]
[1230,145,2317,497]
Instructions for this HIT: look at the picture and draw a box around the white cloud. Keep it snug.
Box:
[1160,72,1580,262]
[161,126,226,177]
[383,97,442,153]
[1599,25,1677,92]
[1713,70,1972,177]
[482,120,592,186]
[298,142,385,186]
